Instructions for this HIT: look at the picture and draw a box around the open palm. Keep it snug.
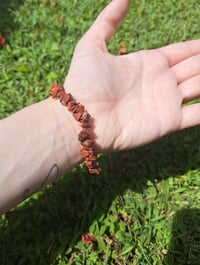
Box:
[64,0,200,152]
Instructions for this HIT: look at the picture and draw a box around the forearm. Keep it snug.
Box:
[0,97,82,213]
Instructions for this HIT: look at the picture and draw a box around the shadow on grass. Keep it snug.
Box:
[164,208,200,265]
[0,0,24,36]
[0,126,199,264]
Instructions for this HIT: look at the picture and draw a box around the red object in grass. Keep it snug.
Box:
[58,17,64,23]
[82,233,97,250]
[0,33,6,47]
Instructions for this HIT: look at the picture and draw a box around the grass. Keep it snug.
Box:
[0,0,200,264]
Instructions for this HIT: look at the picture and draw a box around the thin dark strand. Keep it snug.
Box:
[40,163,59,189]
[22,164,60,202]
[22,188,30,200]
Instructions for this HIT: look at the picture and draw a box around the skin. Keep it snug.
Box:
[65,0,200,151]
[0,0,200,213]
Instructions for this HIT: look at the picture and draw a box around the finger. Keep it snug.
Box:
[181,103,200,129]
[180,75,200,103]
[159,40,200,67]
[83,0,131,43]
[172,54,200,83]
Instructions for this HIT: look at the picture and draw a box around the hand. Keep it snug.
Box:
[64,0,200,152]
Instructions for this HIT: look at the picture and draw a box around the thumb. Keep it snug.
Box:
[84,0,131,43]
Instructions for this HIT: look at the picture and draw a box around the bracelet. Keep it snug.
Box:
[49,82,101,175]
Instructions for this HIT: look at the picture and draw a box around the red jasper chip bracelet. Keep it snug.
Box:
[49,82,101,175]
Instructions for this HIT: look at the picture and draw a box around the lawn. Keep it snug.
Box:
[0,0,200,264]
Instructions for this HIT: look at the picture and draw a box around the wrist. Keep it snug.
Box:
[48,97,83,174]
[49,82,102,174]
